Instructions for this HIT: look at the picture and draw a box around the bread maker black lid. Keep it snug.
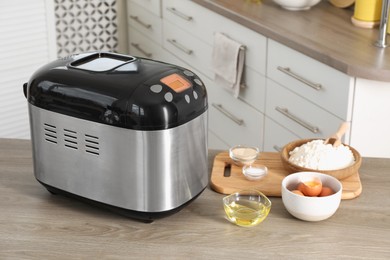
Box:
[24,52,208,130]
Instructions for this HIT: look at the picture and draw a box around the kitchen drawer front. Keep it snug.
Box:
[163,0,266,75]
[267,39,353,120]
[208,80,264,148]
[208,130,229,150]
[163,20,214,79]
[127,1,162,44]
[128,27,160,59]
[266,79,344,140]
[128,0,161,17]
[240,67,266,113]
[263,117,300,153]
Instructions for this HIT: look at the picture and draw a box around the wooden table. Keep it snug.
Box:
[1,138,389,259]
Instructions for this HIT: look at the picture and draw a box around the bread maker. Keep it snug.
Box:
[23,52,208,222]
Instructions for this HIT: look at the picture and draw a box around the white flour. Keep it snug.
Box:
[288,139,355,170]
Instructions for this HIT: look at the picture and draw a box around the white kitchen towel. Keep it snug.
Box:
[212,32,245,98]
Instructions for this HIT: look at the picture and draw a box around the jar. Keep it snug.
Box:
[352,0,383,28]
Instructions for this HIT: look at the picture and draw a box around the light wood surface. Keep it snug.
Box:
[210,152,362,199]
[192,0,390,81]
[1,138,390,259]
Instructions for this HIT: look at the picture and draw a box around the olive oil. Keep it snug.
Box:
[224,200,270,227]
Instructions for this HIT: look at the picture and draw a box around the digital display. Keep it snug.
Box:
[160,73,192,93]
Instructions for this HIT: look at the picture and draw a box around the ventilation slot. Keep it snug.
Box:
[64,129,78,150]
[85,134,100,156]
[44,123,57,144]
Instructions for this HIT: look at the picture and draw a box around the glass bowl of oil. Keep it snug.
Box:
[223,189,271,227]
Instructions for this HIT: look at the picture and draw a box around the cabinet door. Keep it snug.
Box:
[128,0,161,17]
[266,79,344,140]
[163,0,267,75]
[127,1,162,44]
[267,39,354,121]
[208,79,264,149]
[263,117,300,152]
[128,27,159,59]
[163,20,214,79]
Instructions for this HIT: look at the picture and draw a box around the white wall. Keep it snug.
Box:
[0,0,57,139]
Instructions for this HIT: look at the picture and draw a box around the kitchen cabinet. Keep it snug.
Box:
[264,39,355,151]
[127,0,266,149]
[127,0,163,60]
[127,0,343,151]
[162,0,267,149]
[127,0,390,157]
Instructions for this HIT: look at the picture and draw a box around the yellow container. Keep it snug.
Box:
[354,0,383,22]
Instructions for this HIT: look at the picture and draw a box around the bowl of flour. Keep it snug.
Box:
[281,139,362,180]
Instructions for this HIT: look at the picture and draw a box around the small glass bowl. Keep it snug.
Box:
[229,145,259,166]
[242,165,268,181]
[223,189,272,227]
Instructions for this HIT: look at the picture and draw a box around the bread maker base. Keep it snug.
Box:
[29,104,208,221]
[40,180,205,223]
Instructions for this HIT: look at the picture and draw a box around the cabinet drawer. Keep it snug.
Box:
[128,0,161,17]
[267,39,354,120]
[240,68,266,113]
[208,79,264,148]
[128,27,159,59]
[163,22,266,113]
[163,20,214,79]
[208,130,229,150]
[163,0,266,75]
[263,117,300,153]
[127,1,162,44]
[266,79,344,140]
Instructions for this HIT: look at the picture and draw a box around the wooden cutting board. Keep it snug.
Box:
[210,152,362,200]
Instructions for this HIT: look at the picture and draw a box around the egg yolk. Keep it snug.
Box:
[298,181,322,197]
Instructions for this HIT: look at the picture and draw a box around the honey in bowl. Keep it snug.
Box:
[223,190,271,227]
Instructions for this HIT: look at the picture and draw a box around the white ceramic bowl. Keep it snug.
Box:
[281,172,342,221]
[273,0,321,11]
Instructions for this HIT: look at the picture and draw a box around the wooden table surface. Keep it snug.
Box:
[192,0,390,81]
[1,138,390,259]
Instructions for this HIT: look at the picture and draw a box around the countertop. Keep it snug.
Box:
[1,138,390,259]
[192,0,390,81]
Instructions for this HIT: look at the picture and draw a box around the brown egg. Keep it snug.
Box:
[300,181,322,197]
[291,190,304,196]
[319,186,334,197]
[297,182,306,194]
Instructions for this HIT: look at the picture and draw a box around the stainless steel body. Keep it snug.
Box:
[29,104,208,213]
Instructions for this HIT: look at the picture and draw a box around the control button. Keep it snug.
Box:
[185,94,190,103]
[164,92,173,102]
[193,91,198,100]
[194,78,202,86]
[150,84,163,93]
[183,70,194,77]
[103,110,120,124]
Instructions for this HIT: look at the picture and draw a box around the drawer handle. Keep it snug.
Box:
[277,66,322,91]
[212,103,244,126]
[273,145,282,152]
[167,7,193,21]
[275,106,319,133]
[167,39,193,55]
[129,15,152,29]
[130,43,152,58]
